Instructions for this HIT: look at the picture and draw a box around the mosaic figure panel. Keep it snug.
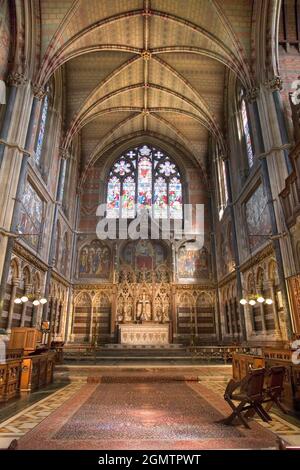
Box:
[78,240,111,279]
[122,240,168,271]
[245,184,272,251]
[18,181,44,249]
[178,244,210,279]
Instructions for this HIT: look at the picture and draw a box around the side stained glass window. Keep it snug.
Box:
[106,144,183,219]
[35,87,49,165]
[241,94,254,168]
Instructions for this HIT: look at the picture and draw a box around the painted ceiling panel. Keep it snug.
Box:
[38,1,254,175]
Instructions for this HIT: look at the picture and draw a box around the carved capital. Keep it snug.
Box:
[245,87,259,103]
[7,72,28,87]
[12,277,21,287]
[265,76,283,91]
[32,83,47,100]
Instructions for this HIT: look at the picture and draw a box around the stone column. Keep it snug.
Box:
[43,150,69,321]
[6,277,20,333]
[260,153,293,339]
[89,304,94,342]
[69,298,75,343]
[259,303,267,333]
[227,302,233,338]
[194,304,198,337]
[0,73,27,168]
[270,283,282,339]
[20,283,31,327]
[223,156,247,340]
[31,290,40,328]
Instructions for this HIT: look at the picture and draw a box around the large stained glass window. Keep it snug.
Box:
[241,93,254,168]
[34,89,49,164]
[106,144,183,219]
[18,181,44,249]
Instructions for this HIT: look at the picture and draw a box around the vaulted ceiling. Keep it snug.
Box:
[37,0,254,176]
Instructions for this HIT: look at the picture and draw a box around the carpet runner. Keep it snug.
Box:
[17,375,278,450]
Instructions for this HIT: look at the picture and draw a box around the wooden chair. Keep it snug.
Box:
[263,366,287,414]
[222,368,271,428]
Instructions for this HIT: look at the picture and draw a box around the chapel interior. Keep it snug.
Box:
[0,0,300,451]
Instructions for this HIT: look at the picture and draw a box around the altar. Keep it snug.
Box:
[118,323,169,345]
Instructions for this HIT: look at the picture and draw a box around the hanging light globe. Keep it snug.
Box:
[265,298,273,305]
[33,300,40,306]
[14,298,22,304]
[20,296,29,303]
[257,296,265,303]
[240,298,248,305]
[249,299,256,306]
[40,298,47,304]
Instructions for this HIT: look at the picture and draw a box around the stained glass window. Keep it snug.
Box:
[18,181,44,249]
[107,176,120,218]
[241,96,254,168]
[169,177,182,219]
[138,156,152,211]
[122,176,135,218]
[154,177,168,218]
[106,144,183,219]
[35,90,49,165]
[216,145,229,220]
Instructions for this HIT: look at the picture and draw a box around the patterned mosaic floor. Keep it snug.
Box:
[200,376,300,444]
[0,366,299,449]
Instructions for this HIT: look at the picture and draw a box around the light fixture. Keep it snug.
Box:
[13,295,48,305]
[240,293,273,306]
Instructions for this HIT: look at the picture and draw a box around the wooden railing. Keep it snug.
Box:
[0,350,56,402]
[0,354,23,402]
[232,349,300,412]
[185,346,251,363]
[20,351,56,393]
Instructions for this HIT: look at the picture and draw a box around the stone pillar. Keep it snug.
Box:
[69,298,75,343]
[0,72,27,167]
[43,150,69,321]
[194,304,198,337]
[6,277,20,333]
[89,304,94,342]
[270,283,282,339]
[259,302,267,333]
[260,154,293,339]
[223,157,247,340]
[31,290,40,328]
[227,302,233,338]
[20,283,31,327]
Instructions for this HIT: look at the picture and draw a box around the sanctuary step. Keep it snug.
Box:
[62,345,231,365]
